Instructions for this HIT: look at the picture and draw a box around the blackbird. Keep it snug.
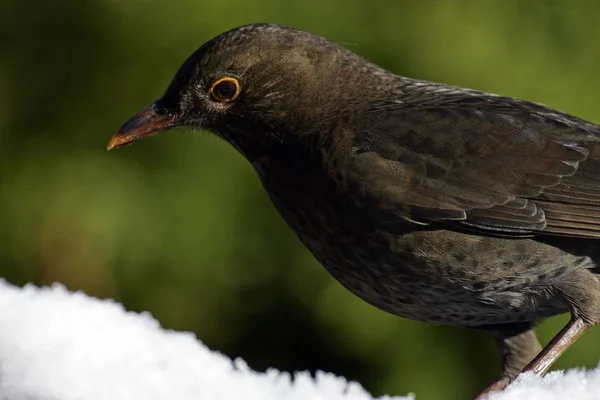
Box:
[108,24,600,397]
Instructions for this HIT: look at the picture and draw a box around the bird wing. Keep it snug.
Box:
[346,84,600,238]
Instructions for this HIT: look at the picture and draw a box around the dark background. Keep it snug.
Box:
[2,1,600,399]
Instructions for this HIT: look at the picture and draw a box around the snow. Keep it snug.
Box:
[487,369,600,400]
[0,279,597,400]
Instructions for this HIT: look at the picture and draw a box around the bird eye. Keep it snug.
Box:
[209,77,240,103]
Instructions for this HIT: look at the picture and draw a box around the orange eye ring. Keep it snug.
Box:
[209,77,241,103]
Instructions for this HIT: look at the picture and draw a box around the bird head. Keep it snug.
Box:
[108,24,379,159]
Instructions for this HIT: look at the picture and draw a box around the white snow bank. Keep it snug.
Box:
[0,280,597,400]
[488,368,600,400]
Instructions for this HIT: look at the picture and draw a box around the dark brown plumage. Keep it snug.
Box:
[108,24,600,398]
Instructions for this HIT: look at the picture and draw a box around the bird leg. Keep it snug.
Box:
[519,317,588,376]
[498,328,542,378]
[476,270,600,399]
[475,327,541,399]
[475,317,590,399]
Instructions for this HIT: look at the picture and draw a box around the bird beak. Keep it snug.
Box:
[107,102,180,150]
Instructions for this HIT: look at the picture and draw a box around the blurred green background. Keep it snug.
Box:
[2,1,600,399]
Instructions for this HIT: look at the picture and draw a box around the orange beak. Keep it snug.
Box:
[107,103,179,150]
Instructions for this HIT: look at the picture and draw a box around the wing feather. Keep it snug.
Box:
[346,84,600,238]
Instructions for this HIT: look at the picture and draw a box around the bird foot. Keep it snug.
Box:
[473,377,510,400]
[474,318,589,399]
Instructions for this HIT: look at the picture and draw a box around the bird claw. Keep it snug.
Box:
[474,377,510,399]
